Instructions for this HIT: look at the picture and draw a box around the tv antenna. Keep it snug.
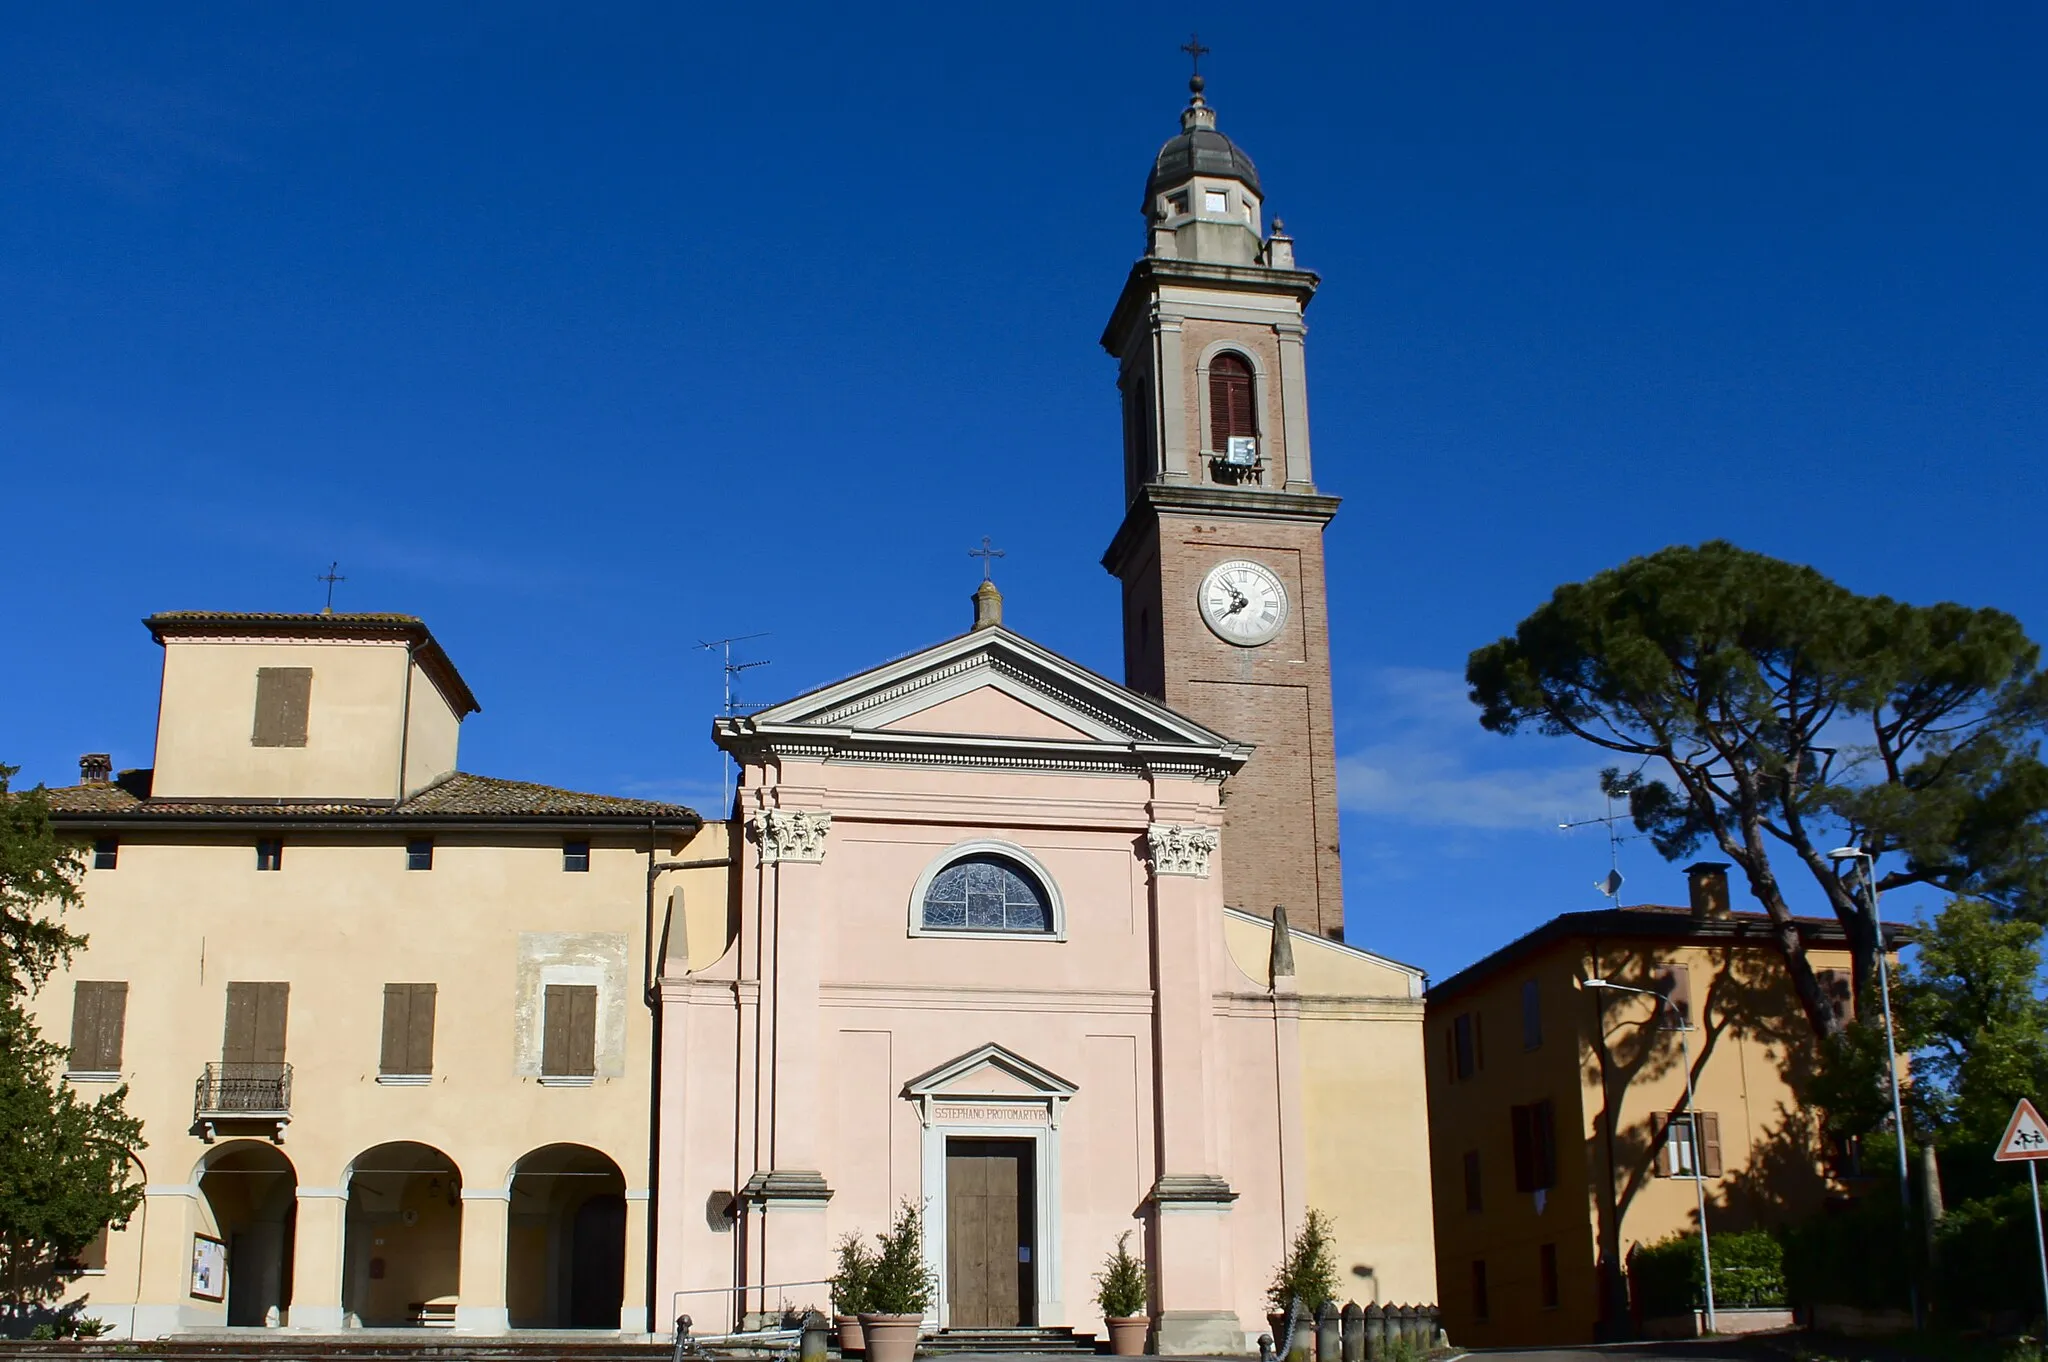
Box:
[700,634,771,811]
[1559,781,1639,904]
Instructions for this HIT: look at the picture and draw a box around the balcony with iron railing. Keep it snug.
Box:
[194,1062,292,1143]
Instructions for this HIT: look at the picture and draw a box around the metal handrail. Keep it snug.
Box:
[194,1061,293,1116]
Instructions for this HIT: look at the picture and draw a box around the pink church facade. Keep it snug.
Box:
[651,622,1434,1353]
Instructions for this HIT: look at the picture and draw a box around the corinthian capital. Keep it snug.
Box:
[749,809,832,864]
[1147,823,1219,878]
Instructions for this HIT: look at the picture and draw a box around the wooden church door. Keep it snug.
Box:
[945,1139,1035,1327]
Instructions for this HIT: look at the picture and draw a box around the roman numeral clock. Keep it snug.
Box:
[1199,559,1289,647]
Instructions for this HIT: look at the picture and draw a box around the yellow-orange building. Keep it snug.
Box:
[36,611,722,1337]
[1424,864,1892,1346]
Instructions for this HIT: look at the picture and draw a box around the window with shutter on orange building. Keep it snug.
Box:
[1653,1111,1724,1178]
[1651,963,1692,1028]
[379,983,437,1078]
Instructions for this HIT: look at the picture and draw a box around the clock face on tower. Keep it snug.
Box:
[1198,559,1289,647]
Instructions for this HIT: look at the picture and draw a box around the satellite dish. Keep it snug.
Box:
[1597,869,1624,899]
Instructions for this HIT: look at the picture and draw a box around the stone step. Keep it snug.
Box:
[918,1327,1098,1355]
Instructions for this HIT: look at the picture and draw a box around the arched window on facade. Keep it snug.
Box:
[919,853,1055,935]
[1208,351,1257,451]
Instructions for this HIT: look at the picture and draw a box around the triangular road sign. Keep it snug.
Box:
[1994,1097,2048,1162]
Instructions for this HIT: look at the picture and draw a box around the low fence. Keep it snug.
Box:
[1263,1299,1444,1362]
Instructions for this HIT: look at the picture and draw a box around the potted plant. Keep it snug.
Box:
[1266,1209,1338,1343]
[857,1199,937,1362]
[830,1234,876,1353]
[1094,1231,1150,1355]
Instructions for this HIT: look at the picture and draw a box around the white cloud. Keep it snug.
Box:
[1336,667,1608,831]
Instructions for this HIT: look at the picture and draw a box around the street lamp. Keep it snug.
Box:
[1582,976,1716,1334]
[1827,845,1918,1328]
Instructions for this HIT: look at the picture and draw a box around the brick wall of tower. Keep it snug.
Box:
[1147,510,1345,940]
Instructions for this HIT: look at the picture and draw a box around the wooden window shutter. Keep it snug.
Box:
[1510,1104,1534,1192]
[1699,1111,1724,1177]
[1474,1009,1485,1068]
[1463,1150,1483,1212]
[1817,969,1855,1026]
[1445,1026,1457,1083]
[1533,1099,1557,1189]
[251,668,313,748]
[381,984,437,1075]
[69,981,127,1072]
[1653,964,1692,1027]
[543,984,598,1076]
[1652,1114,1673,1177]
[1208,353,1256,448]
[224,982,289,1065]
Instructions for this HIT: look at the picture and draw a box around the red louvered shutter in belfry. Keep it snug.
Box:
[1208,353,1255,449]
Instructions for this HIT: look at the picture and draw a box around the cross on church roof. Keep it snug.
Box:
[969,536,1006,583]
[1180,32,1210,78]
[317,561,347,614]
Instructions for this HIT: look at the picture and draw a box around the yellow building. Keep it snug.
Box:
[1424,864,1889,1346]
[36,611,719,1337]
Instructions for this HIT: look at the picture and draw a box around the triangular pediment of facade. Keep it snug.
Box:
[877,683,1097,742]
[903,1043,1078,1101]
[714,627,1251,779]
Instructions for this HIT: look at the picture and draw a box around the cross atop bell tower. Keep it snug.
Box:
[1100,66,1347,940]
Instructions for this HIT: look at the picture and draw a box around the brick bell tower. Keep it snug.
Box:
[1102,70,1345,940]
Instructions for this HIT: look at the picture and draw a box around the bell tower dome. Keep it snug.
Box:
[1101,74,1346,940]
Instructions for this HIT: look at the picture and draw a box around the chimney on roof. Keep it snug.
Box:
[79,753,113,784]
[972,580,1003,631]
[1687,862,1732,920]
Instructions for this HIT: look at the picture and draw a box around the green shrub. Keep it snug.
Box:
[1267,1208,1339,1315]
[864,1199,937,1316]
[828,1233,875,1316]
[1094,1232,1148,1318]
[1631,1229,1785,1313]
[1782,1196,1910,1310]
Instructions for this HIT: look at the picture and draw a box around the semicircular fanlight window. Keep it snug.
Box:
[920,855,1053,934]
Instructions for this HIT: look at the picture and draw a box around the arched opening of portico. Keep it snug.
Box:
[505,1144,626,1329]
[340,1142,463,1327]
[194,1141,297,1327]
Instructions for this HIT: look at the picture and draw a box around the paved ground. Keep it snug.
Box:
[1469,1337,1795,1362]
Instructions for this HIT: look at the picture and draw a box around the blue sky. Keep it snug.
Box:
[4,4,2043,980]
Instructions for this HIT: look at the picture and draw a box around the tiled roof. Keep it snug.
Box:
[1427,904,1908,1004]
[142,612,481,717]
[42,771,698,828]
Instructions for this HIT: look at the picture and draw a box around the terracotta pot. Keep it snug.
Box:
[835,1315,865,1354]
[858,1312,923,1362]
[1105,1316,1150,1356]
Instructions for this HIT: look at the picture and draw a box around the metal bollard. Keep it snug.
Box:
[1287,1301,1313,1362]
[1259,1334,1276,1362]
[673,1314,694,1362]
[800,1310,829,1362]
[1340,1301,1363,1362]
[1316,1301,1340,1362]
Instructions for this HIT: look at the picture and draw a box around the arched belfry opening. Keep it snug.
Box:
[341,1142,463,1327]
[194,1141,297,1326]
[506,1144,627,1329]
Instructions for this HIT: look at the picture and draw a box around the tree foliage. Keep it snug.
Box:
[1467,541,2048,1037]
[1894,898,2048,1145]
[0,763,144,1324]
[0,1001,145,1322]
[0,768,86,996]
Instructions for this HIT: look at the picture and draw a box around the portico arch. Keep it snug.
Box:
[193,1141,297,1326]
[505,1144,626,1329]
[340,1142,463,1327]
